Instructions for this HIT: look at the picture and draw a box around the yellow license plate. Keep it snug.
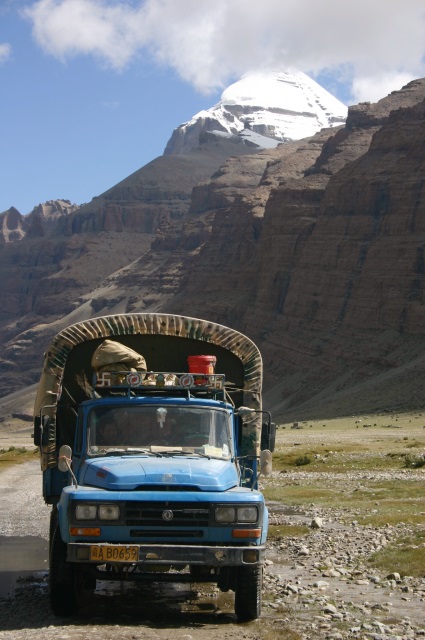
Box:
[90,545,139,562]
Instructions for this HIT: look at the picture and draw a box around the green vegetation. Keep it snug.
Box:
[293,455,312,466]
[264,484,343,506]
[265,412,425,530]
[271,447,423,473]
[267,524,310,539]
[404,453,425,468]
[264,476,425,527]
[369,530,425,577]
[0,446,39,469]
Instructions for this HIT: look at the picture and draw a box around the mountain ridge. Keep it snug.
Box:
[164,69,347,155]
[1,75,425,426]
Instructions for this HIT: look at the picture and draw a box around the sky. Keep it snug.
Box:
[1,0,425,215]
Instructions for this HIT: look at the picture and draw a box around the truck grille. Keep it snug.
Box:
[125,501,210,527]
[130,529,203,538]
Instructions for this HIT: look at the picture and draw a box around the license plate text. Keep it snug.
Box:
[90,545,139,562]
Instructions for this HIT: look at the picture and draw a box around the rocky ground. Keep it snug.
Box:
[0,423,424,640]
[264,478,425,639]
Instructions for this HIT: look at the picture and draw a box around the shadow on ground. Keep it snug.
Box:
[0,571,240,633]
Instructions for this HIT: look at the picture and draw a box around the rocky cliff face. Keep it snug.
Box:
[165,79,425,418]
[0,137,264,395]
[0,200,80,243]
[1,79,425,423]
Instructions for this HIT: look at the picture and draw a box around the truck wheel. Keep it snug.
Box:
[234,565,263,622]
[49,526,77,617]
[76,565,96,592]
[49,507,58,556]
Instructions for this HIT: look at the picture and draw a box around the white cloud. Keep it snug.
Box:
[352,73,418,103]
[23,0,145,69]
[23,0,425,102]
[0,43,11,64]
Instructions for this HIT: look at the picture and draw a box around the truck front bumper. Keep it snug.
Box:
[67,542,265,566]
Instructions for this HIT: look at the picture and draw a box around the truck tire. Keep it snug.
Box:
[49,506,58,556]
[234,565,263,622]
[49,526,77,617]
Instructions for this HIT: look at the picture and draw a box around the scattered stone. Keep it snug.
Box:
[4,456,425,640]
[298,545,310,556]
[311,517,323,529]
[286,584,299,594]
[313,580,330,589]
[262,467,425,639]
[387,572,401,581]
[323,604,338,615]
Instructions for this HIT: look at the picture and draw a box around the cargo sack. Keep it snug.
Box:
[91,339,147,372]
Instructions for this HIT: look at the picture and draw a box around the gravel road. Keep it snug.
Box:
[0,461,424,640]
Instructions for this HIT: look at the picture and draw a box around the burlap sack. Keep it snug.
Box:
[91,339,147,372]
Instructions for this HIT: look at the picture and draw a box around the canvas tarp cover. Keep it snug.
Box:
[34,313,263,470]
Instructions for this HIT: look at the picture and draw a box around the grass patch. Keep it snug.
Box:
[267,524,310,540]
[257,624,303,640]
[264,484,344,506]
[358,513,425,527]
[368,530,425,577]
[405,440,424,448]
[404,453,425,468]
[271,448,412,473]
[264,480,425,528]
[294,455,312,466]
[0,447,39,469]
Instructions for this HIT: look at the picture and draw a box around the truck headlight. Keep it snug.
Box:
[237,506,258,523]
[98,504,120,520]
[74,503,120,521]
[75,504,97,520]
[215,506,236,523]
[214,505,259,524]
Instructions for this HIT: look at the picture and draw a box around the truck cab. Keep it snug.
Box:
[33,313,274,621]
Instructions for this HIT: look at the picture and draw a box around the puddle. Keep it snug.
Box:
[0,536,48,598]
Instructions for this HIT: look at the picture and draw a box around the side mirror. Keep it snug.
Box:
[260,449,272,477]
[261,421,276,452]
[33,415,52,447]
[58,444,73,472]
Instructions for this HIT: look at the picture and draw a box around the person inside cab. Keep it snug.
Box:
[97,413,121,446]
[172,413,209,447]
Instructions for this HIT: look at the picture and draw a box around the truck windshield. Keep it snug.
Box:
[87,405,232,459]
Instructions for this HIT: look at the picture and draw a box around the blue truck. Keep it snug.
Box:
[33,313,274,621]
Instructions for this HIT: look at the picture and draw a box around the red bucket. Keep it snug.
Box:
[187,355,217,375]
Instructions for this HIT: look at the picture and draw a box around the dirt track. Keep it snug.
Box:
[0,424,424,640]
[0,461,260,640]
[0,463,425,640]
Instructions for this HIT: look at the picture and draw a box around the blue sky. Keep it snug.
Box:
[1,0,425,215]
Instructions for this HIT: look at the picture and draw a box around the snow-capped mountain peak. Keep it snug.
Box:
[164,70,348,155]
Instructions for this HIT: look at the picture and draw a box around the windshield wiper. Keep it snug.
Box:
[159,450,211,459]
[123,448,163,457]
[98,448,164,457]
